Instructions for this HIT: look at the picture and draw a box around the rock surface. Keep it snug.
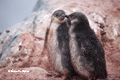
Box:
[0,0,120,80]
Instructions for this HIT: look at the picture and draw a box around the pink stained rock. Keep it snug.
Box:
[0,0,120,80]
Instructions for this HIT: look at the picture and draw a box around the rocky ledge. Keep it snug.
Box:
[0,0,120,80]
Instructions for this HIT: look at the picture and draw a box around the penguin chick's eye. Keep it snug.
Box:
[56,14,59,17]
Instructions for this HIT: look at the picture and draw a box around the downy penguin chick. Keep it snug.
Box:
[66,12,107,80]
[47,10,76,80]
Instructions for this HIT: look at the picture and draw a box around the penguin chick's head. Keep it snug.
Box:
[66,12,89,27]
[52,10,66,24]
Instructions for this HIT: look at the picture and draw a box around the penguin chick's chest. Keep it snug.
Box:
[49,22,60,39]
[47,22,65,72]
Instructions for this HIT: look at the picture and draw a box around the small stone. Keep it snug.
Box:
[6,30,10,33]
[0,32,2,35]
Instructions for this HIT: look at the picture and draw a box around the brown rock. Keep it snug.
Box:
[6,30,10,33]
[0,0,120,80]
[0,32,2,35]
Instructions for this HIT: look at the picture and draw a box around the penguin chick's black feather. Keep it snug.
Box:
[47,10,76,80]
[66,12,107,79]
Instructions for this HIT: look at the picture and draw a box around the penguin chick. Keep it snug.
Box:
[46,10,76,80]
[66,12,107,80]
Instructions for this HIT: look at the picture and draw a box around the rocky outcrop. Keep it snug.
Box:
[0,0,120,79]
[0,67,52,80]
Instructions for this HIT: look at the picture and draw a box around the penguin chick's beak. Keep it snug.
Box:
[65,15,69,18]
[59,14,66,20]
[65,15,71,27]
[61,13,65,17]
